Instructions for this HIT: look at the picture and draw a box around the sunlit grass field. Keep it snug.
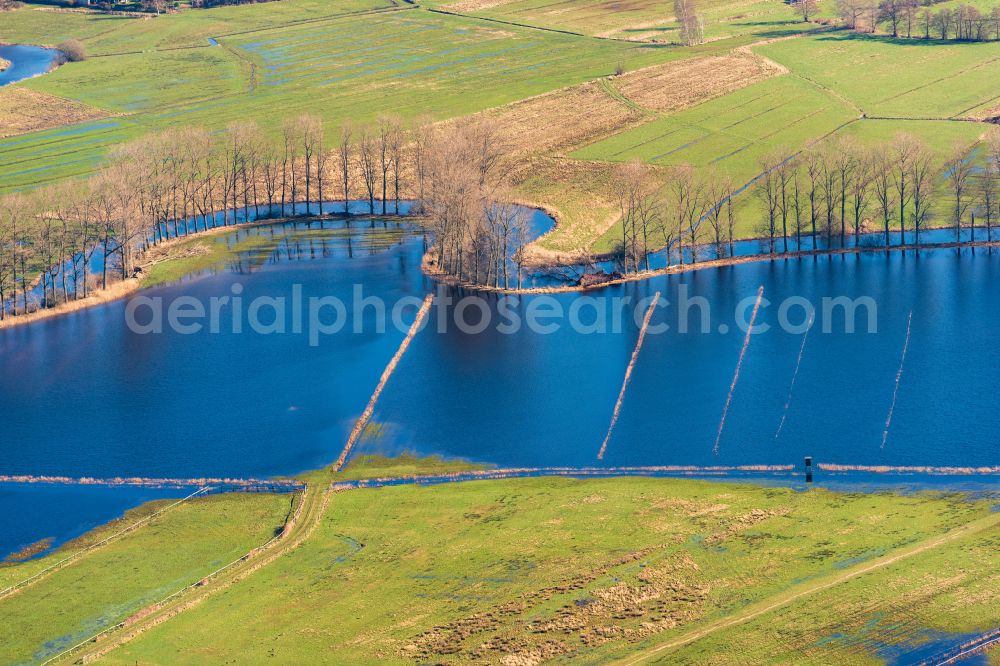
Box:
[0,492,293,665]
[0,0,401,54]
[0,10,679,192]
[758,32,1000,118]
[88,471,997,664]
[572,75,857,180]
[421,0,814,43]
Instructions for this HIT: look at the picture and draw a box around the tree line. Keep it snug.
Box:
[611,129,1000,274]
[832,0,1000,41]
[3,118,997,317]
[0,114,533,319]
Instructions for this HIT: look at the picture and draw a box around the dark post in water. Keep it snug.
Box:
[805,456,813,483]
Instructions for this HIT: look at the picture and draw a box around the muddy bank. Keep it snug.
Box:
[424,237,1000,295]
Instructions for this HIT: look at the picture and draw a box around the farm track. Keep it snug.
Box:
[613,510,1000,665]
[50,482,327,665]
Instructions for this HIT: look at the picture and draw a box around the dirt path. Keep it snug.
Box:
[612,511,1000,665]
[49,481,329,665]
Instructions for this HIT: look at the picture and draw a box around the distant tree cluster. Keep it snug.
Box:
[0,115,529,318]
[417,120,531,289]
[673,0,705,45]
[57,39,87,62]
[835,0,1000,40]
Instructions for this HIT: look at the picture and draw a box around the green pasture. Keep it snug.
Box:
[0,9,680,192]
[573,75,857,181]
[0,0,401,55]
[30,46,246,112]
[649,525,1000,664]
[421,0,815,43]
[0,492,294,665]
[758,32,1000,118]
[97,474,994,664]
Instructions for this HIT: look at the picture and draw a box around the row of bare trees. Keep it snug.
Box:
[835,0,1000,40]
[756,132,1000,252]
[610,129,1000,274]
[673,0,705,45]
[0,113,533,317]
[613,162,737,272]
[0,113,406,318]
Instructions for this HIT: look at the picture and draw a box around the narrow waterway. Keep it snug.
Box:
[0,44,61,87]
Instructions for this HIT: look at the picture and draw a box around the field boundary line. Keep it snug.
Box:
[0,486,210,603]
[45,485,314,665]
[597,292,660,460]
[424,7,596,39]
[612,512,1000,665]
[334,293,435,471]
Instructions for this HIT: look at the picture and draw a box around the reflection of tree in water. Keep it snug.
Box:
[220,219,415,275]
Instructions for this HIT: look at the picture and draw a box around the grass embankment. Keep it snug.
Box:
[0,492,294,665]
[86,466,997,665]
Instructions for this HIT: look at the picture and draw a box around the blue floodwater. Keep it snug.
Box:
[0,44,61,87]
[2,216,999,555]
[0,483,186,561]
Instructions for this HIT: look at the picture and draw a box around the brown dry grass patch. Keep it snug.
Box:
[443,0,520,12]
[468,81,646,158]
[613,53,783,114]
[0,86,109,139]
[513,156,676,258]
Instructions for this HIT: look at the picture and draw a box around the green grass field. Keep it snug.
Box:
[0,9,680,192]
[84,472,997,665]
[648,524,1000,664]
[0,0,401,54]
[573,75,857,180]
[0,492,294,664]
[421,0,816,43]
[758,32,1000,118]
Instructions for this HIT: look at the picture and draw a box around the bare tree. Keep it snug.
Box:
[389,120,406,214]
[850,146,874,245]
[872,149,895,247]
[673,0,705,44]
[945,143,974,241]
[984,129,1000,243]
[891,133,917,244]
[794,0,819,22]
[705,172,734,258]
[299,114,323,215]
[803,149,823,248]
[337,122,353,216]
[910,142,935,245]
[756,153,783,253]
[281,118,301,216]
[358,127,378,217]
